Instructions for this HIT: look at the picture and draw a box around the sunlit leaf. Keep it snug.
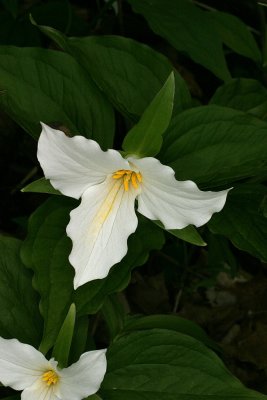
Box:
[22,177,61,195]
[122,72,174,157]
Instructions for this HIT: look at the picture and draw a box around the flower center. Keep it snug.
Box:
[112,169,142,191]
[42,370,59,386]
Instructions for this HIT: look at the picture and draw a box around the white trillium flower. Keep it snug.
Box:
[37,123,230,289]
[0,336,107,400]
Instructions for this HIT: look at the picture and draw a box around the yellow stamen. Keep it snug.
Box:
[112,169,142,191]
[131,173,138,189]
[112,170,126,179]
[136,172,142,182]
[42,370,59,386]
[123,174,130,191]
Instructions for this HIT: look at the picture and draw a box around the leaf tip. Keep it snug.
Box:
[29,13,37,26]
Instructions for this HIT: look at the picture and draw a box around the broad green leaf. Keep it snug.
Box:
[0,46,114,148]
[30,21,191,120]
[128,0,231,81]
[160,105,267,187]
[122,73,174,157]
[101,329,265,399]
[209,11,261,64]
[22,177,61,195]
[209,184,267,262]
[20,197,75,354]
[52,303,76,368]
[75,217,165,316]
[67,36,190,119]
[154,221,206,246]
[0,236,42,347]
[210,78,267,120]
[122,314,218,351]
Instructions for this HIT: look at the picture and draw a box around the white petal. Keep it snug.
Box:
[0,337,50,390]
[130,157,230,229]
[37,123,129,199]
[22,379,59,400]
[67,176,138,288]
[56,349,107,400]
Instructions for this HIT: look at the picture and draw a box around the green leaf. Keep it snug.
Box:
[210,78,267,120]
[160,105,267,187]
[101,295,126,340]
[168,225,206,246]
[30,21,191,120]
[66,36,188,119]
[52,303,76,368]
[122,72,174,157]
[69,316,88,364]
[0,46,114,148]
[208,184,267,263]
[128,0,231,81]
[0,236,42,346]
[154,221,206,246]
[20,197,75,354]
[22,177,61,195]
[75,217,165,316]
[101,329,265,399]
[122,314,218,351]
[209,11,261,63]
[30,14,70,49]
